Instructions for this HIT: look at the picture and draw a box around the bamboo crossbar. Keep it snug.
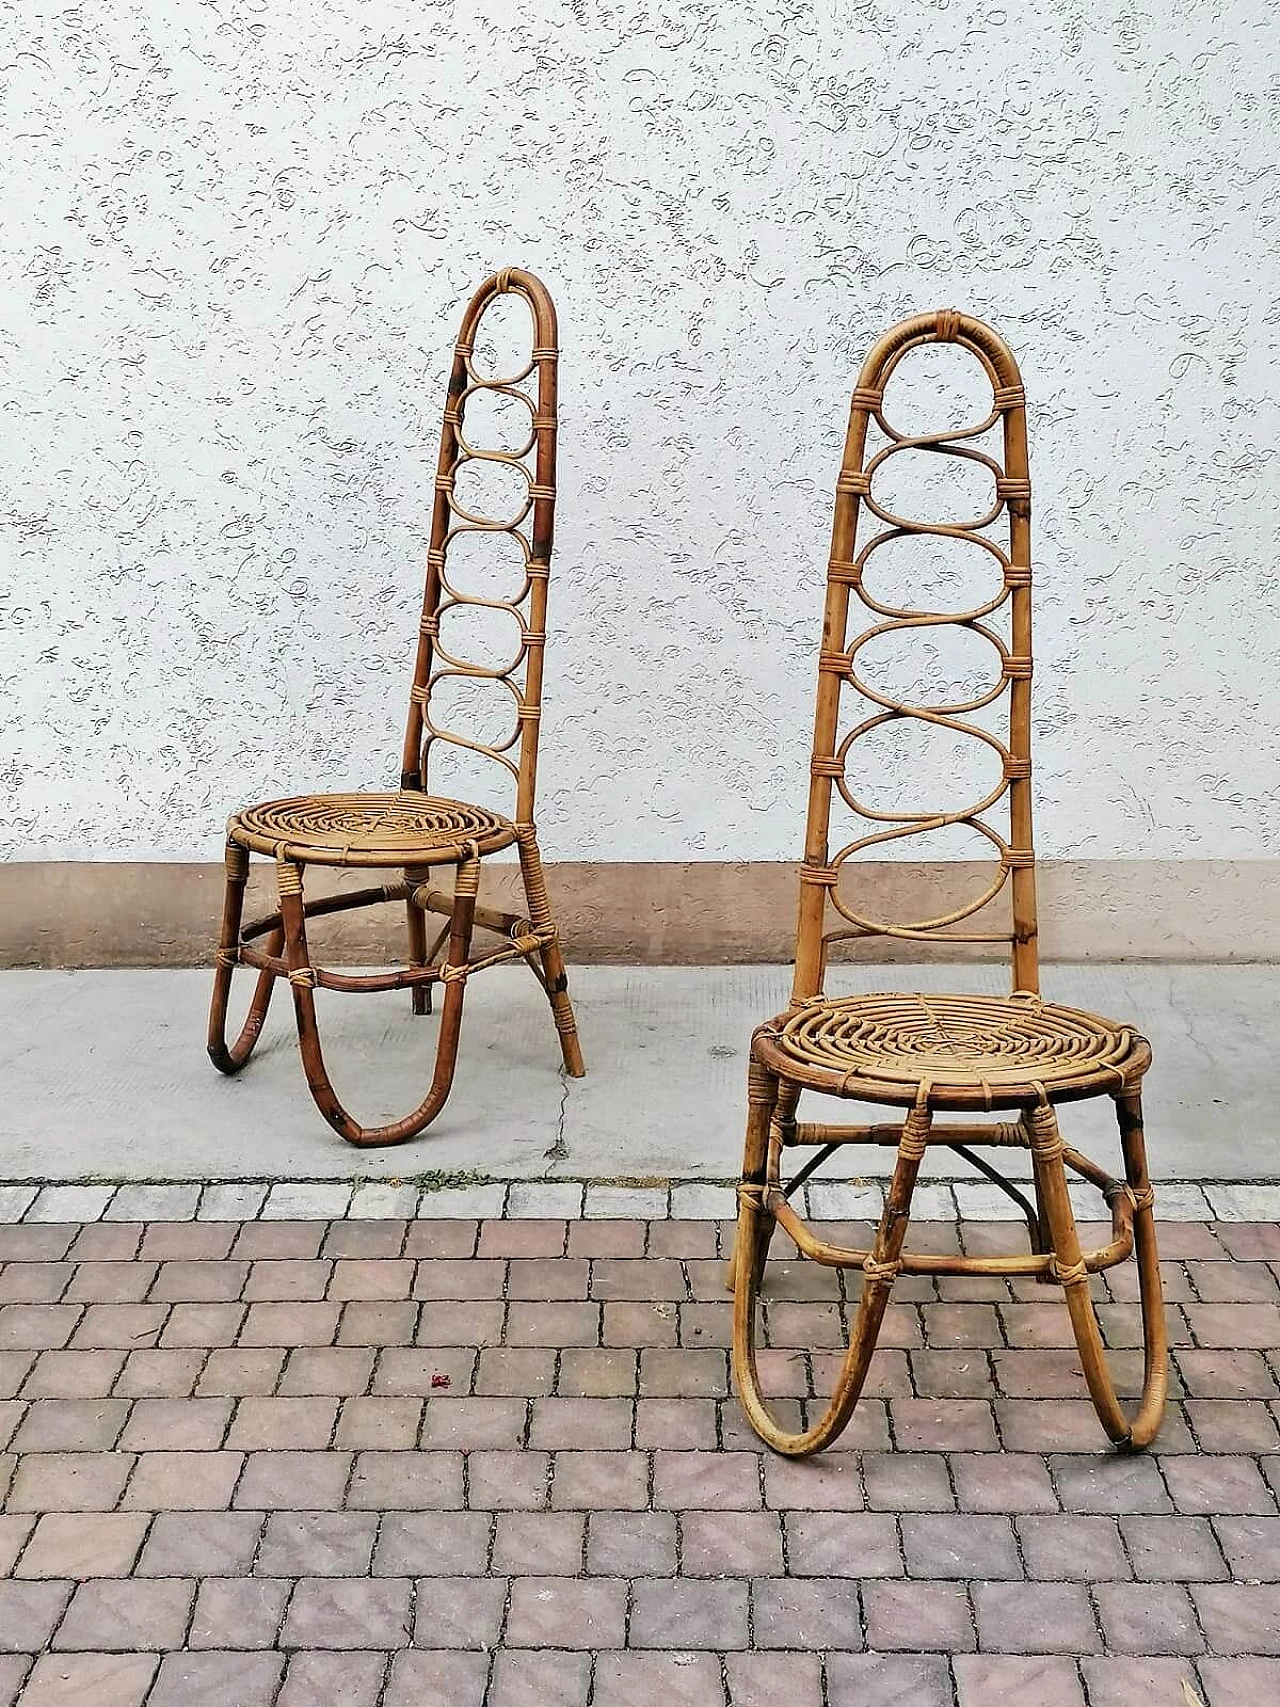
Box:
[241,886,547,951]
[785,1120,1026,1147]
[764,1186,1136,1278]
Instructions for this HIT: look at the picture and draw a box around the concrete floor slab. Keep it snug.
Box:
[0,963,1275,1183]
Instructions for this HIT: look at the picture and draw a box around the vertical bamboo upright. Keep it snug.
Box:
[730,309,1167,1457]
[208,268,584,1146]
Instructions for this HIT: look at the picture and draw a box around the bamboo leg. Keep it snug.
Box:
[516,826,584,1077]
[208,842,281,1074]
[725,1079,797,1293]
[734,1088,931,1456]
[1027,1095,1167,1450]
[280,854,480,1147]
[1114,1092,1169,1447]
[404,865,431,1017]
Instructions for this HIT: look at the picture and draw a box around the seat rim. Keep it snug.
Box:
[751,989,1152,1109]
[228,790,518,868]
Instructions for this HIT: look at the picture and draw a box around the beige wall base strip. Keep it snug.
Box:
[3,860,1278,967]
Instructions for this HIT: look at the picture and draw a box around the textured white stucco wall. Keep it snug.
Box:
[3,1,1278,864]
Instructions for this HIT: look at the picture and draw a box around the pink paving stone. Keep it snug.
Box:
[723,1652,825,1707]
[557,1348,639,1397]
[505,1258,590,1301]
[889,1397,999,1451]
[951,1451,1059,1513]
[369,1511,488,1579]
[188,1577,290,1649]
[1081,1656,1213,1707]
[233,1450,350,1511]
[784,1510,903,1578]
[276,1650,388,1707]
[329,1258,415,1301]
[1212,1515,1280,1580]
[420,1395,526,1449]
[528,1397,632,1450]
[862,1580,975,1652]
[0,1581,74,1652]
[953,1656,1086,1706]
[8,1451,135,1511]
[0,1263,74,1304]
[550,1450,650,1510]
[504,1301,601,1347]
[372,1347,477,1395]
[115,1350,206,1399]
[413,1259,506,1300]
[466,1449,550,1510]
[146,1650,283,1707]
[321,1220,409,1259]
[488,1649,591,1706]
[679,1511,784,1577]
[346,1449,462,1510]
[971,1580,1102,1655]
[122,1450,243,1511]
[635,1398,718,1448]
[491,1511,586,1576]
[629,1577,749,1651]
[241,1260,331,1303]
[585,1510,677,1577]
[16,1653,159,1707]
[282,1577,413,1648]
[505,1576,628,1649]
[825,1653,953,1706]
[381,1650,488,1707]
[603,1301,679,1348]
[862,1451,955,1512]
[0,1515,33,1575]
[1163,1454,1278,1515]
[19,1349,122,1398]
[1015,1513,1130,1581]
[764,1452,865,1511]
[0,1655,30,1707]
[479,1219,569,1257]
[51,1577,195,1651]
[652,1450,762,1509]
[14,1512,149,1579]
[1197,1659,1280,1707]
[402,1221,479,1259]
[1175,1349,1278,1397]
[752,1577,862,1650]
[566,1220,645,1258]
[1192,1583,1280,1655]
[254,1510,378,1577]
[1094,1582,1205,1655]
[590,1651,727,1707]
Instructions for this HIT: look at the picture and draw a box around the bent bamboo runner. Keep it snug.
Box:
[208,269,584,1146]
[731,310,1167,1455]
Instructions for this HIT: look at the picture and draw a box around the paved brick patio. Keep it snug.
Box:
[2,1212,1279,1704]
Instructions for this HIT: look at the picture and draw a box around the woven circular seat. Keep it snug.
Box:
[754,991,1150,1109]
[229,791,517,868]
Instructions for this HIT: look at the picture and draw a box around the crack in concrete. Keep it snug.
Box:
[542,1064,572,1167]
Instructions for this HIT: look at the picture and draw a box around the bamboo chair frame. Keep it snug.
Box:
[208,268,584,1146]
[731,309,1167,1456]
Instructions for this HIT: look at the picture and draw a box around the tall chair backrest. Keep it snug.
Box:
[401,268,559,831]
[793,309,1038,1001]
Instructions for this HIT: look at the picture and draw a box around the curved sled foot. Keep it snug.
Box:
[208,847,281,1074]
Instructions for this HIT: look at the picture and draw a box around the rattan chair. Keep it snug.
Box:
[208,268,584,1146]
[730,309,1167,1456]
